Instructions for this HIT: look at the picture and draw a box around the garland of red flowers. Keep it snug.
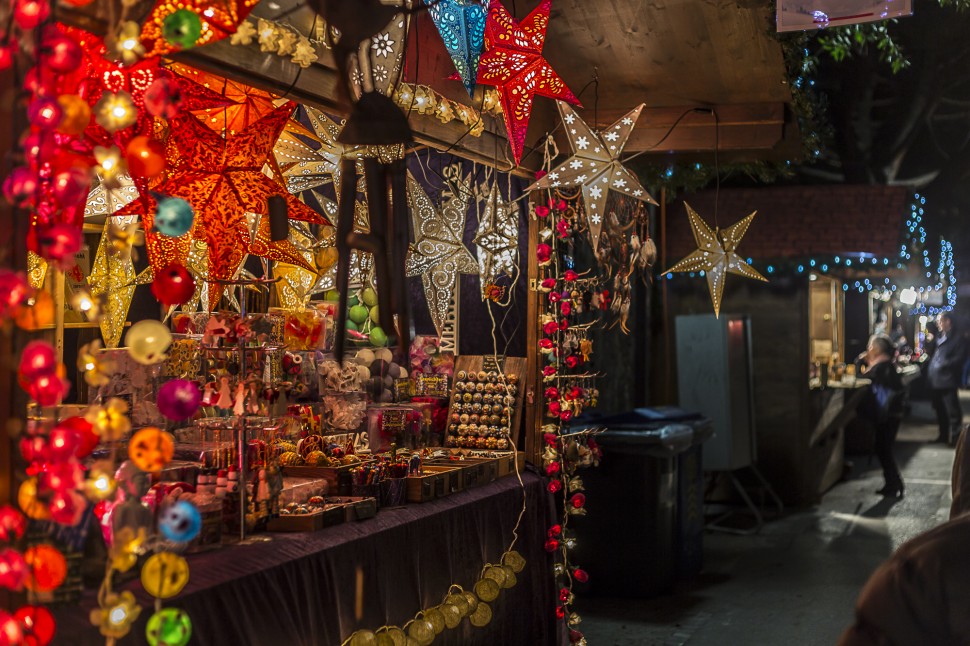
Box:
[533,190,605,646]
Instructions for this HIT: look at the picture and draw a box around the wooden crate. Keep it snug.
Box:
[427,457,498,490]
[406,466,461,502]
[282,459,376,489]
[266,508,338,532]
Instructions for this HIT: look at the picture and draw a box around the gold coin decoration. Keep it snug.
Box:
[501,550,526,573]
[469,602,492,627]
[473,577,500,602]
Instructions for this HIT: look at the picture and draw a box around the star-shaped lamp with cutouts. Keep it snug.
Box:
[115,103,326,310]
[405,174,477,335]
[473,0,579,164]
[474,179,519,290]
[426,0,487,97]
[528,101,656,250]
[665,203,767,318]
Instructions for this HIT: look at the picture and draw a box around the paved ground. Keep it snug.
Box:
[580,395,963,645]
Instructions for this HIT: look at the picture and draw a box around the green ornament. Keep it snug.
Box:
[349,304,369,324]
[369,326,387,347]
[162,9,203,49]
[362,287,378,307]
[146,608,192,646]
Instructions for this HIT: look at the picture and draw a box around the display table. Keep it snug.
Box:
[53,471,556,645]
[809,381,870,496]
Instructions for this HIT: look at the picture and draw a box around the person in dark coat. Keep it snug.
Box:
[927,312,967,445]
[837,513,970,646]
[856,334,905,497]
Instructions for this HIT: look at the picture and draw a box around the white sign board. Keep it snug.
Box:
[777,0,912,32]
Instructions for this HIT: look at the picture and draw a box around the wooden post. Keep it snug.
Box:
[524,202,539,464]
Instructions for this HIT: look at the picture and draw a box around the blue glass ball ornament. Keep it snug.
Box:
[158,500,202,543]
[153,196,195,237]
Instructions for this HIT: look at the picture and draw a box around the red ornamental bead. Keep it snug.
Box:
[126,136,167,178]
[545,462,561,477]
[560,409,573,422]
[51,167,91,207]
[14,605,55,646]
[556,199,568,211]
[49,490,85,526]
[13,0,50,30]
[544,538,559,552]
[569,386,584,399]
[21,131,57,169]
[151,264,196,306]
[19,340,58,381]
[543,365,557,377]
[547,524,562,537]
[46,426,80,463]
[535,204,550,218]
[2,167,39,206]
[563,270,578,281]
[547,479,563,493]
[536,243,552,263]
[547,401,562,418]
[27,98,63,131]
[540,278,557,290]
[544,386,559,400]
[564,355,580,370]
[570,493,586,509]
[37,224,82,267]
[59,416,97,458]
[19,436,48,464]
[23,545,66,593]
[572,568,589,583]
[543,321,559,336]
[543,432,558,447]
[559,587,571,603]
[548,291,561,303]
[42,33,83,73]
[560,319,569,331]
[0,507,26,542]
[0,43,14,71]
[561,301,572,316]
[535,169,547,180]
[539,338,554,350]
[27,372,68,407]
[0,549,28,591]
[555,605,565,619]
[38,461,83,493]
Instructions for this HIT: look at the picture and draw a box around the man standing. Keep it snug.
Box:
[928,312,967,445]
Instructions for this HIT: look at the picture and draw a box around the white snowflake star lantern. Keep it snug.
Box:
[528,102,657,251]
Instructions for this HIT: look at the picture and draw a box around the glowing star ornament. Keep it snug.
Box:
[528,102,656,250]
[664,204,767,318]
[472,0,579,164]
[139,0,260,58]
[405,174,477,335]
[474,179,519,291]
[426,0,487,97]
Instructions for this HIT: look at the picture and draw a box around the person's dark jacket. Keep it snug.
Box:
[927,333,968,389]
[838,513,970,646]
[858,360,904,425]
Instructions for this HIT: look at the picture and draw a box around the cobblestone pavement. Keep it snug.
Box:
[580,396,960,646]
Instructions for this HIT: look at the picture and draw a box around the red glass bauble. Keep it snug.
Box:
[151,264,195,306]
[19,435,49,465]
[48,490,85,526]
[0,507,27,543]
[0,270,28,317]
[38,461,83,493]
[126,136,166,178]
[19,340,57,380]
[13,605,55,646]
[46,426,80,463]
[60,416,98,458]
[50,167,91,207]
[27,98,61,131]
[21,131,57,169]
[0,549,28,591]
[27,372,69,407]
[37,223,82,265]
[42,34,82,73]
[0,44,15,71]
[1,167,39,206]
[22,545,66,593]
[13,0,49,30]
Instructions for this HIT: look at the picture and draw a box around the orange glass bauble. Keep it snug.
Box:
[55,94,90,136]
[14,290,53,330]
[126,136,166,178]
[17,478,50,521]
[23,545,66,592]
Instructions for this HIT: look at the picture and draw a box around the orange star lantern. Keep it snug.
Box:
[168,63,286,135]
[474,0,579,164]
[116,104,326,309]
[139,0,260,58]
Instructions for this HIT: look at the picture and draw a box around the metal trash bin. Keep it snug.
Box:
[571,407,712,597]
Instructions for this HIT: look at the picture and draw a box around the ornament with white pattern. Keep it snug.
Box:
[527,101,656,251]
[664,203,767,318]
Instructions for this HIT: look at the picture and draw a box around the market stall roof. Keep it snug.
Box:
[62,0,798,173]
[663,185,911,265]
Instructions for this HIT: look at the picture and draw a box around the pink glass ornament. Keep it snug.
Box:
[0,550,28,592]
[26,372,69,407]
[27,98,62,131]
[2,167,40,206]
[156,379,201,421]
[50,167,91,207]
[37,224,82,266]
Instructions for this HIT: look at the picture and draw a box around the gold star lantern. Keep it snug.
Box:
[665,203,767,317]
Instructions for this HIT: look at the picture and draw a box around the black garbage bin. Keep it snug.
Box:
[571,407,712,597]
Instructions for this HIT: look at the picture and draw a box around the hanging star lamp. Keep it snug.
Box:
[471,0,579,164]
[474,178,519,291]
[405,174,478,335]
[139,0,261,58]
[528,101,656,250]
[114,104,326,310]
[168,63,288,135]
[665,203,767,317]
[426,0,487,97]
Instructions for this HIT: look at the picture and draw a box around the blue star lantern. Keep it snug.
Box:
[426,0,487,97]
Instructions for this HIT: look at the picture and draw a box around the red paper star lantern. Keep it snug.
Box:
[139,0,260,58]
[474,0,579,164]
[115,104,327,309]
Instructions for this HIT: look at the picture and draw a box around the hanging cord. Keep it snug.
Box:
[712,108,720,229]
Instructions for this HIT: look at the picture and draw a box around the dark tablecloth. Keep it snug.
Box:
[53,470,556,646]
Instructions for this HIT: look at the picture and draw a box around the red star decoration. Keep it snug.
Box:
[474,0,580,164]
[139,0,260,58]
[116,104,327,309]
